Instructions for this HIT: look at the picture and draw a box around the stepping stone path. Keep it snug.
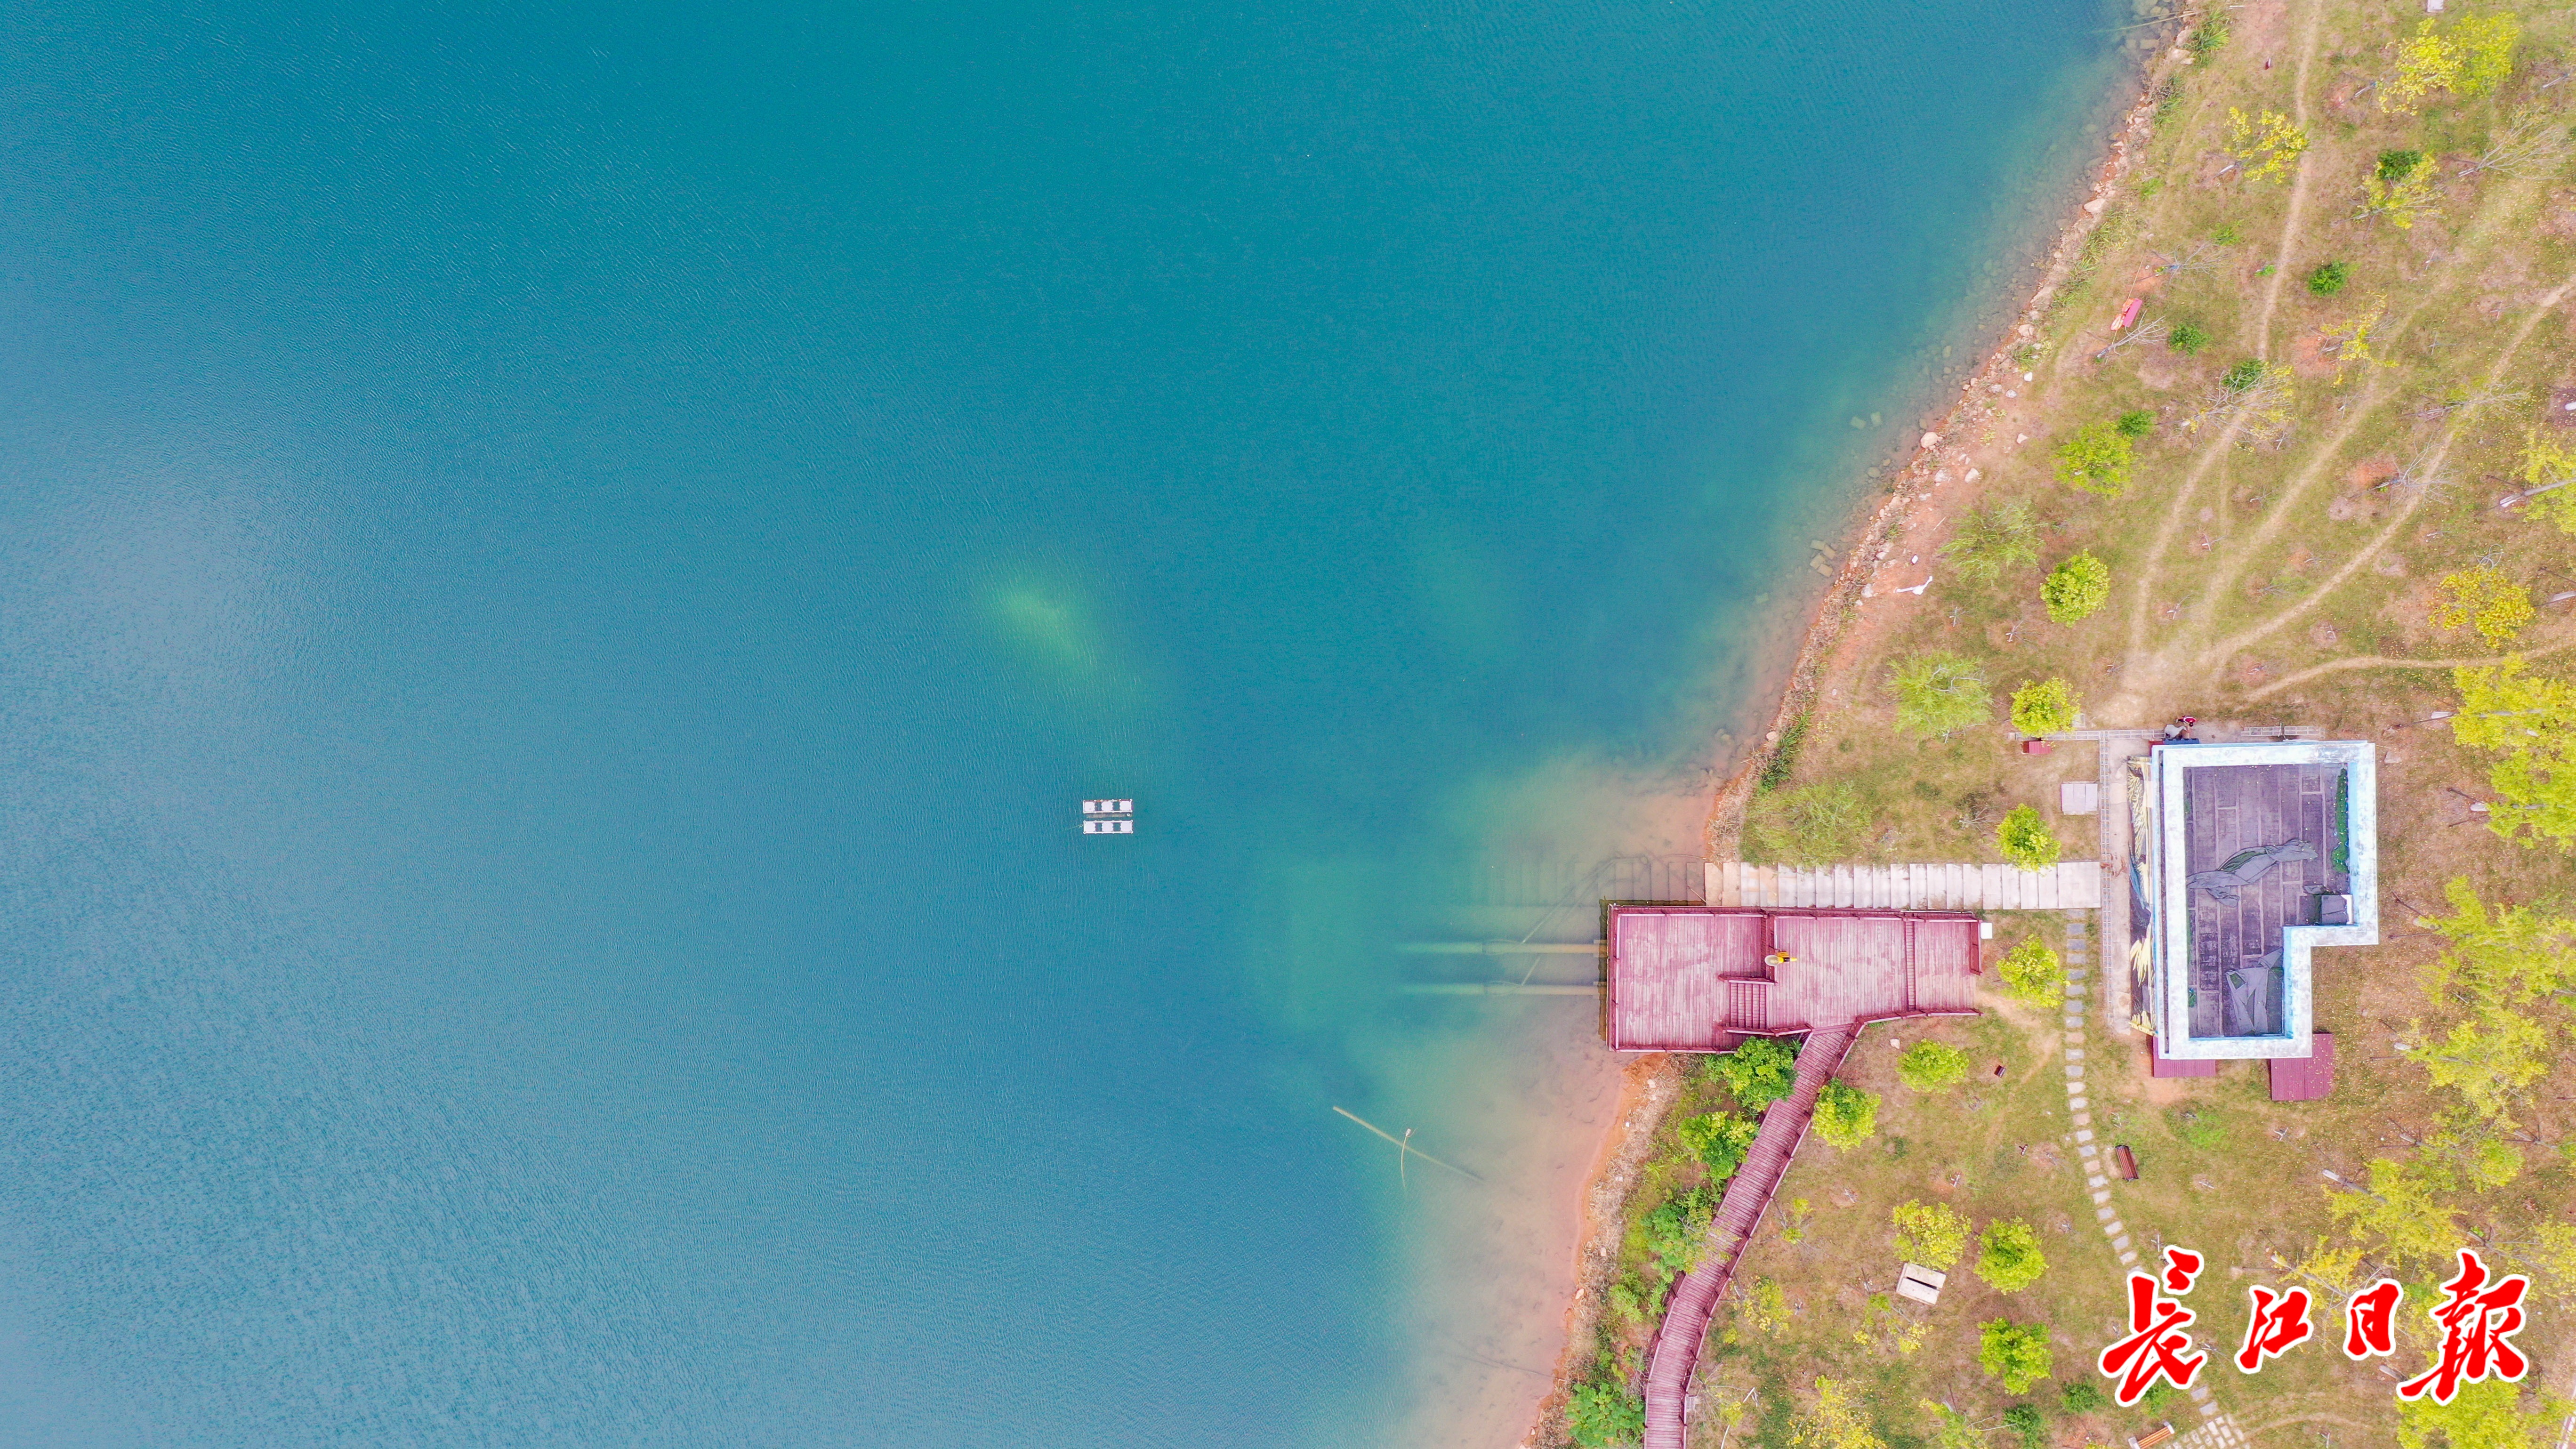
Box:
[2056,910,2224,1422]
[2170,1411,2245,1447]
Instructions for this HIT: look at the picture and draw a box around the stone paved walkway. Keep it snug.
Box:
[2058,909,2223,1422]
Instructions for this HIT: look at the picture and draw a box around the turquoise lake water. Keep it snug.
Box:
[0,0,2132,1443]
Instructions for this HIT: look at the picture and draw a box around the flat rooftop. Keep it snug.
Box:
[1606,905,1981,1052]
[2148,741,2377,1063]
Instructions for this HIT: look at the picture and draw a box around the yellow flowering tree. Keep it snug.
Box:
[2433,566,2534,646]
[2384,19,2462,112]
[2359,151,2439,229]
[2227,106,2309,181]
[2520,428,2576,532]
[2452,660,2576,851]
[2384,13,2520,112]
[2321,298,2396,379]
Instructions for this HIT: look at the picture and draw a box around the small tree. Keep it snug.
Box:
[1791,1378,1888,1449]
[2452,13,2520,96]
[1678,1111,1761,1182]
[2225,106,2308,182]
[2114,409,2157,438]
[2221,358,2269,391]
[2052,422,2135,496]
[1997,935,2065,1006]
[1642,1185,1716,1275]
[1892,1199,1970,1267]
[1941,499,2042,583]
[2041,550,2111,623]
[1568,1373,1646,1448]
[2002,1405,2046,1449]
[2307,260,2350,295]
[1897,1041,1971,1094]
[2518,428,2576,533]
[2432,566,2535,646]
[2360,149,2439,229]
[1997,805,2061,870]
[2009,678,2078,735]
[2167,320,2210,354]
[1979,1320,2055,1392]
[1811,1081,1879,1149]
[2384,18,2459,113]
[1890,652,1992,737]
[2061,1382,2106,1413]
[1708,1035,1801,1110]
[2397,1379,2528,1449]
[2451,661,2576,851]
[1975,1219,2049,1294]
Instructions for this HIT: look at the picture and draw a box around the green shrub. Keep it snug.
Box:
[2115,409,2157,438]
[1641,1185,1715,1274]
[1975,1219,2049,1294]
[1677,1111,1760,1181]
[2167,320,2210,354]
[1892,1198,1970,1267]
[1567,1375,1645,1448]
[2222,358,2269,391]
[1997,805,2062,870]
[2051,421,2135,496]
[2009,677,2079,735]
[2042,550,2111,623]
[1812,1081,1880,1149]
[1940,499,2042,583]
[1897,1040,1971,1093]
[1981,1320,2055,1392]
[1997,934,2065,1006]
[2062,1381,2106,1413]
[1707,1036,1799,1111]
[2189,17,2229,59]
[1889,652,1992,737]
[2003,1404,2047,1449]
[1746,781,1866,866]
[2307,259,2350,295]
[2211,222,2242,245]
[2377,148,2426,181]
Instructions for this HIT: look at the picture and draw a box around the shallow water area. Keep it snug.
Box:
[0,0,2128,1444]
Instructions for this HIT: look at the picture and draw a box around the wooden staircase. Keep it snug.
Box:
[1639,1026,1858,1449]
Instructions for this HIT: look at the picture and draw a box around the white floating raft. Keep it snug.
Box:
[1081,819,1134,835]
[1082,799,1135,816]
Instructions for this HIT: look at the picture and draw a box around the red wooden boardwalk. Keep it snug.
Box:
[1640,1026,1858,1449]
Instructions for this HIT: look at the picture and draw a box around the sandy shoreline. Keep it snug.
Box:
[1518,34,2193,1448]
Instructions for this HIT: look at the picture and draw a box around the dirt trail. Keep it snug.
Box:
[2246,634,2576,700]
[2206,268,2576,662]
[2193,167,2555,616]
[2252,0,2326,361]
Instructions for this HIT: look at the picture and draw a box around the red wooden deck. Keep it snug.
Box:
[1607,905,1982,1050]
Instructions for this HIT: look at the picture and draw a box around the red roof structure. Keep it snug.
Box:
[1605,905,1982,1051]
[2266,1031,2335,1101]
[2149,1038,2219,1078]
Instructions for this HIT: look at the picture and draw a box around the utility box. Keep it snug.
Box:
[1894,1262,1948,1305]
